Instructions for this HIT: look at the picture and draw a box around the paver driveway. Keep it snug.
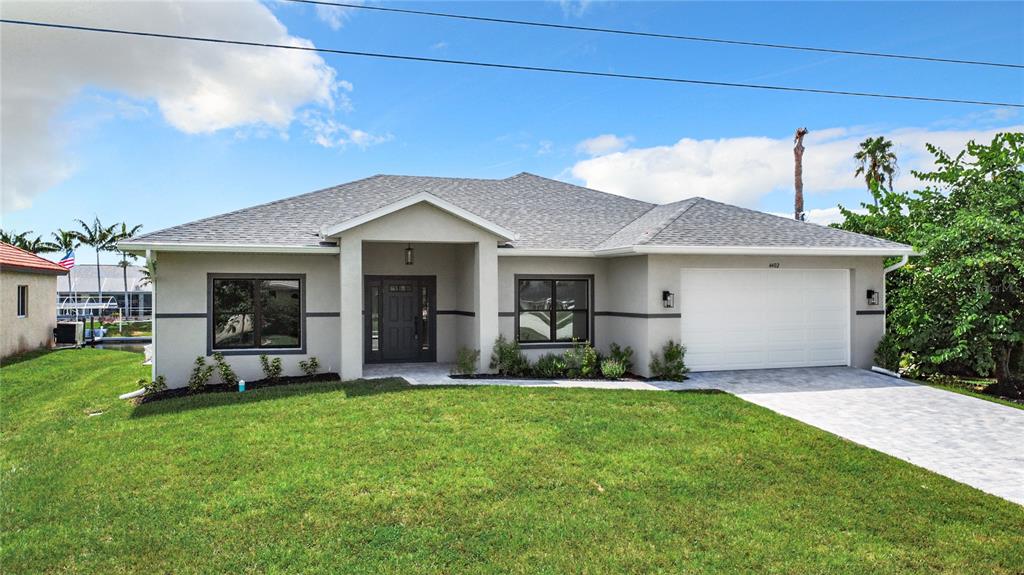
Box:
[679,367,1024,505]
[365,363,1024,505]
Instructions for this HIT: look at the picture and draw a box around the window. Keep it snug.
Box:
[16,285,28,317]
[210,276,302,350]
[516,277,590,343]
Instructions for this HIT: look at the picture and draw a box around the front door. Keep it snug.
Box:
[364,276,436,363]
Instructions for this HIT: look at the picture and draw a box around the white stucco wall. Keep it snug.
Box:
[1,270,60,358]
[153,252,340,387]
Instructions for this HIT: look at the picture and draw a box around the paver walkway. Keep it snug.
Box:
[363,363,1024,505]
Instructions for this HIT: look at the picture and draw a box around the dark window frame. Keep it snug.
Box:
[16,285,28,317]
[514,274,594,347]
[206,273,306,356]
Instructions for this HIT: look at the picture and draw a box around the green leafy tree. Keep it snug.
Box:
[41,230,81,294]
[854,136,899,196]
[1,229,46,253]
[72,217,119,318]
[839,132,1023,389]
[114,223,143,322]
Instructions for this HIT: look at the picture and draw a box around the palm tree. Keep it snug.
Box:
[40,229,80,295]
[72,217,119,321]
[139,257,156,288]
[1,229,46,253]
[854,137,899,197]
[113,223,143,325]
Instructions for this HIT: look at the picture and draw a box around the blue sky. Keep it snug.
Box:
[2,1,1021,264]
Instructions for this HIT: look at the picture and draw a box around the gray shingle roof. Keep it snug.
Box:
[124,173,911,252]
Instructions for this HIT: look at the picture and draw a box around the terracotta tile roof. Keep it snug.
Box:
[0,243,68,274]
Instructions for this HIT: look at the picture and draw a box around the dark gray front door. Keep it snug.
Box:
[365,276,436,363]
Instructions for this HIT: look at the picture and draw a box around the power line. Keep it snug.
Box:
[2,18,1021,108]
[283,0,1024,70]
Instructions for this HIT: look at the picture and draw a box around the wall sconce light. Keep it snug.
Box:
[662,290,675,308]
[404,243,415,265]
[866,289,879,306]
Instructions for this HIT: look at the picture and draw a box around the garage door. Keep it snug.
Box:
[679,269,850,371]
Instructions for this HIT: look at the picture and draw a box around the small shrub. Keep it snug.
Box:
[608,343,634,373]
[534,353,567,378]
[601,358,626,380]
[489,335,530,376]
[874,333,901,370]
[212,352,238,387]
[259,354,283,381]
[564,339,599,378]
[298,356,320,377]
[187,356,214,393]
[139,375,167,397]
[452,347,480,376]
[649,340,689,381]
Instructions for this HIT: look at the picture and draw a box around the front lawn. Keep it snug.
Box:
[2,350,1022,574]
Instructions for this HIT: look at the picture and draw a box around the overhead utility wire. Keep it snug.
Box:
[283,0,1024,70]
[2,19,1021,108]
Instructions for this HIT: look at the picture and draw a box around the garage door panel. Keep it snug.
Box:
[680,269,850,371]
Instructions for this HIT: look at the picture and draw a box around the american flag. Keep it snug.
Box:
[58,250,75,270]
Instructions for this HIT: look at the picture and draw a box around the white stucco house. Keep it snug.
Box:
[119,173,913,387]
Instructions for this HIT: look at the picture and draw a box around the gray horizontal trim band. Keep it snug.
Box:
[306,311,340,317]
[437,310,475,317]
[498,311,515,317]
[519,343,578,350]
[855,310,886,315]
[155,312,205,319]
[595,311,682,319]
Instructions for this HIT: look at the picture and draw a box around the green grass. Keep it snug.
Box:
[100,321,152,337]
[2,350,1022,574]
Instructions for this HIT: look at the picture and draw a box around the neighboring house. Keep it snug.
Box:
[1,242,68,359]
[57,264,152,319]
[119,173,913,387]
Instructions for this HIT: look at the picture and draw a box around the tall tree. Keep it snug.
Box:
[114,223,143,326]
[72,218,119,320]
[1,229,46,253]
[853,136,899,197]
[41,229,80,294]
[793,127,809,220]
[838,132,1024,392]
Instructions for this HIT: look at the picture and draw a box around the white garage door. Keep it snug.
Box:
[679,269,850,371]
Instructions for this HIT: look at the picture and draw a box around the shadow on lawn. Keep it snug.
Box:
[128,377,459,418]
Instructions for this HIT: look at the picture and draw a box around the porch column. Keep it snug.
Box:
[339,237,363,380]
[475,241,499,372]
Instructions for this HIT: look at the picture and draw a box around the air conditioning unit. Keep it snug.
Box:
[54,322,84,346]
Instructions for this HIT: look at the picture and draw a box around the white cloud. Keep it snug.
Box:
[770,206,867,226]
[537,140,554,155]
[431,41,449,50]
[314,1,362,30]
[0,0,370,211]
[558,0,592,18]
[576,134,634,156]
[303,113,392,149]
[570,124,1024,206]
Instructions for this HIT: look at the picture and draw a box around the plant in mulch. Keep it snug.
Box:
[451,347,479,376]
[489,335,530,376]
[298,356,320,377]
[533,353,567,378]
[650,340,689,381]
[600,358,626,380]
[212,352,238,387]
[607,343,634,374]
[259,354,283,381]
[138,375,167,397]
[564,339,599,378]
[188,356,215,393]
[874,333,901,371]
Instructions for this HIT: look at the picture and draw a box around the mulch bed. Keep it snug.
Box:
[137,373,341,404]
[450,372,651,382]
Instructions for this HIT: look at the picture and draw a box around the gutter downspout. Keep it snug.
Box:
[881,254,910,333]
